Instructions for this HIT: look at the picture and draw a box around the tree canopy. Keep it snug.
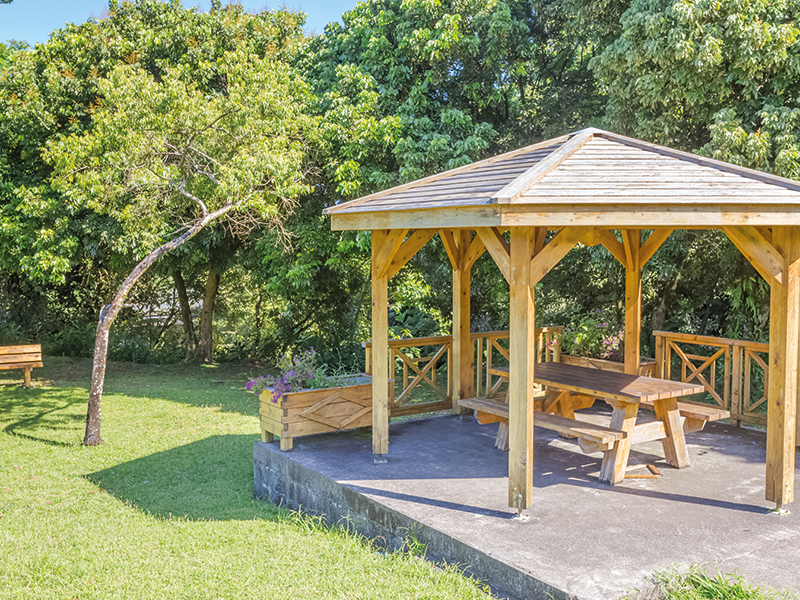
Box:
[1,0,798,380]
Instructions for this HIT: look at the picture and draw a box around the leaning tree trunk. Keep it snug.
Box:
[172,268,198,358]
[84,206,233,445]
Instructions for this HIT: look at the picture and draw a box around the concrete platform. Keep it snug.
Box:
[253,409,800,599]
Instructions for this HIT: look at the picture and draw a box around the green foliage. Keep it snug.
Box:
[0,0,306,284]
[562,309,624,361]
[593,0,800,160]
[303,0,604,198]
[46,51,314,254]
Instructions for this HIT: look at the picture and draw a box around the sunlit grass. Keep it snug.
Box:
[621,564,795,600]
[0,357,493,599]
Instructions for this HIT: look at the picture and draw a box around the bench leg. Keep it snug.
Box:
[495,421,510,451]
[23,368,31,387]
[280,436,293,452]
[261,430,275,443]
[654,397,691,468]
[599,401,639,485]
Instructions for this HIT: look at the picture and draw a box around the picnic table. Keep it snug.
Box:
[459,362,727,485]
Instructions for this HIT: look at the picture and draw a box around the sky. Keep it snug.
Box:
[0,0,355,45]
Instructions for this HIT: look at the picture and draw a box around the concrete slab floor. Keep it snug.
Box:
[255,409,800,599]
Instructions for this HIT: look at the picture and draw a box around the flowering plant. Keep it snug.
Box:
[246,349,332,403]
[562,309,624,362]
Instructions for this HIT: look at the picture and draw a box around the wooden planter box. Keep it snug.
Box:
[561,354,656,377]
[259,375,376,451]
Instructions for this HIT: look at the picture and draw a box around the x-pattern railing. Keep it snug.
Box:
[654,330,769,425]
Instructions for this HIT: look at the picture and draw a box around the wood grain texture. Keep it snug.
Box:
[371,230,390,456]
[475,227,511,283]
[453,230,474,410]
[508,227,535,510]
[766,227,799,507]
[385,230,436,279]
[722,226,784,287]
[623,230,642,375]
[529,226,587,285]
[493,131,593,204]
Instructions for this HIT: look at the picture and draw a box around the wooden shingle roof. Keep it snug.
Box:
[325,129,800,230]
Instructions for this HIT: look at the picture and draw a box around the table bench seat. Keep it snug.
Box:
[639,399,729,434]
[458,397,625,448]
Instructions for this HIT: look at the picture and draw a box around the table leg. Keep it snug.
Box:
[599,400,639,484]
[653,397,691,468]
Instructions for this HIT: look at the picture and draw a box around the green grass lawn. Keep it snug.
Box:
[2,358,794,600]
[0,357,494,600]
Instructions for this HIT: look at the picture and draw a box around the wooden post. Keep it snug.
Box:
[766,227,799,508]
[371,230,390,459]
[731,345,743,426]
[623,230,642,375]
[452,230,474,410]
[508,227,535,510]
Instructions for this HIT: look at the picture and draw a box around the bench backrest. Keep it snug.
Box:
[0,344,42,366]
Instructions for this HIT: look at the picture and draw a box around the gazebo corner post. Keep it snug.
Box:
[766,227,800,509]
[371,230,390,462]
[623,230,642,376]
[508,227,536,511]
[452,230,474,412]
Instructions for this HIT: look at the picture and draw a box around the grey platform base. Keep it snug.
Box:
[253,413,800,600]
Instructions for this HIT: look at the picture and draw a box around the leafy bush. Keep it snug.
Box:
[563,309,625,362]
[246,348,367,403]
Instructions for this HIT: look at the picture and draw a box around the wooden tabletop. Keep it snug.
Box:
[491,362,705,403]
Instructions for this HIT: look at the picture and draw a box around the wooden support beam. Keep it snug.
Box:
[766,227,799,509]
[529,226,587,285]
[583,227,602,247]
[463,234,487,269]
[452,230,474,411]
[597,230,626,265]
[385,230,436,279]
[640,229,673,266]
[534,227,547,254]
[508,227,536,510]
[373,229,408,279]
[371,231,391,458]
[439,229,460,269]
[755,227,773,245]
[623,230,642,375]
[475,227,511,283]
[723,226,784,287]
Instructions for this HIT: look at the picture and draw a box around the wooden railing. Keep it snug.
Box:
[364,327,564,416]
[472,327,564,398]
[653,331,769,425]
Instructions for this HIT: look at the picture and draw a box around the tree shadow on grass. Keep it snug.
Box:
[86,434,282,521]
[2,387,85,447]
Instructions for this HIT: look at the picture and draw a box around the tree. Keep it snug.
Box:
[592,0,800,157]
[0,1,306,357]
[46,52,315,444]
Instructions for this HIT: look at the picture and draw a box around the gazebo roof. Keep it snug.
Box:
[325,128,800,230]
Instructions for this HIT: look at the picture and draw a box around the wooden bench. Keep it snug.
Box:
[639,399,730,434]
[458,397,625,452]
[0,344,42,386]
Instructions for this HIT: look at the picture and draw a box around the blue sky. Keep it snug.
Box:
[0,0,356,45]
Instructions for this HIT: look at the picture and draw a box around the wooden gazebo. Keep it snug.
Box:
[323,128,800,512]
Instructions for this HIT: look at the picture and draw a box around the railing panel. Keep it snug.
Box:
[363,326,564,415]
[654,330,769,426]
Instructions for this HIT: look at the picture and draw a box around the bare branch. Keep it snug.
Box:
[177,178,210,215]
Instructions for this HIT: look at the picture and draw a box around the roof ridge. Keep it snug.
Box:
[494,130,595,204]
[323,133,572,215]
